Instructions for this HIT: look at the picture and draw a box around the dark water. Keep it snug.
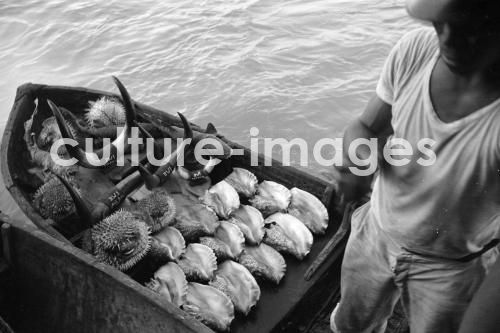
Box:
[0,0,421,219]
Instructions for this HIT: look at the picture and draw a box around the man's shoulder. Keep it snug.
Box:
[395,27,437,62]
[399,27,436,45]
[376,27,437,104]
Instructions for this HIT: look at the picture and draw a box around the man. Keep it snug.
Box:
[459,257,500,333]
[330,0,500,332]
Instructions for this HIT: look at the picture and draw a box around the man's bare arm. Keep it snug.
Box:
[343,94,393,165]
[334,94,393,204]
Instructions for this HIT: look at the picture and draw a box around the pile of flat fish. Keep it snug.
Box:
[145,167,329,331]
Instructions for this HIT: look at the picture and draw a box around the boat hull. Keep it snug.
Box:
[1,83,346,332]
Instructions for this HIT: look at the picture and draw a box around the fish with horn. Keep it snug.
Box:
[47,76,137,169]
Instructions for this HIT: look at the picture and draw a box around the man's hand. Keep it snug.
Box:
[331,166,372,212]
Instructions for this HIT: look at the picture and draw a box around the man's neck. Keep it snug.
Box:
[429,57,500,123]
[443,59,500,89]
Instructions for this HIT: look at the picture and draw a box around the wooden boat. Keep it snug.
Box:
[0,83,348,332]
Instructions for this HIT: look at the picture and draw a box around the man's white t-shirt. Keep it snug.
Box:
[370,27,500,259]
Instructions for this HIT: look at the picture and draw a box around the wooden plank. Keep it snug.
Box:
[0,83,36,190]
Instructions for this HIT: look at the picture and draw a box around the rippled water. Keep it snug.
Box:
[0,0,421,219]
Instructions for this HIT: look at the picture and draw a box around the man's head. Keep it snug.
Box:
[406,0,500,22]
[406,0,500,75]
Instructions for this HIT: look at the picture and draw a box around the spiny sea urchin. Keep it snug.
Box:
[33,175,76,221]
[135,189,176,233]
[85,96,126,128]
[89,209,151,271]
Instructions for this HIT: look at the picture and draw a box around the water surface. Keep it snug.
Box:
[0,0,421,219]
